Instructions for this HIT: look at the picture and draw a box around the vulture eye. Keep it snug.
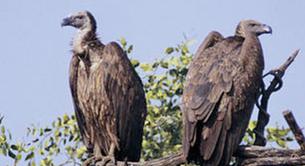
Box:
[249,23,256,27]
[76,16,84,19]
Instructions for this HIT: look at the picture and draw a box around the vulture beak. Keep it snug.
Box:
[61,17,72,27]
[262,24,272,34]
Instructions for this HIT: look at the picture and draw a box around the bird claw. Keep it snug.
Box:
[81,156,95,166]
[94,155,116,166]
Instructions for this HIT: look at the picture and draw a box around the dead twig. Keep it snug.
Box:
[253,49,300,146]
[283,110,305,150]
[235,109,305,166]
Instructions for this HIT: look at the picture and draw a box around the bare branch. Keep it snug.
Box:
[239,155,305,166]
[283,110,305,150]
[235,146,305,166]
[85,152,185,166]
[235,145,305,158]
[278,49,300,72]
[87,145,305,166]
[253,49,300,146]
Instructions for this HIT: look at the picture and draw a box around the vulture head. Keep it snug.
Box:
[61,11,96,32]
[235,20,272,37]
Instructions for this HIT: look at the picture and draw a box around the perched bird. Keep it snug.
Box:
[182,20,272,165]
[61,11,147,162]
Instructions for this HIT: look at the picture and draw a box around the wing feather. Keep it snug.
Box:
[183,34,244,161]
[92,42,146,161]
[69,55,93,152]
[183,31,224,158]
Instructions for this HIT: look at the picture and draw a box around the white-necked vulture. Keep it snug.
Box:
[61,11,147,162]
[182,20,272,165]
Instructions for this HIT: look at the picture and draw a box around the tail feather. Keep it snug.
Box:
[201,111,232,166]
[201,119,223,160]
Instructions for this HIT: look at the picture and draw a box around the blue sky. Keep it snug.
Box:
[1,0,305,160]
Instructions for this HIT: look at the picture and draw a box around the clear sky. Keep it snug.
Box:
[1,0,305,158]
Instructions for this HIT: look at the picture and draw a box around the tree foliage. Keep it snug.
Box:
[0,39,293,165]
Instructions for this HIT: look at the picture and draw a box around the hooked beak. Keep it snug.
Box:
[61,17,72,27]
[262,24,272,34]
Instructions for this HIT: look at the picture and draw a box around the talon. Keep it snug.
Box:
[82,156,95,166]
[95,155,103,162]
[100,155,116,166]
[95,143,117,166]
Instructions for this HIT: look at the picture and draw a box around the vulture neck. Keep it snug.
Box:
[73,25,96,55]
[73,26,100,64]
[240,33,264,75]
[73,26,101,75]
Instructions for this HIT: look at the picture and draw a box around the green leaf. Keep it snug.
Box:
[10,144,18,151]
[127,45,133,54]
[25,152,34,160]
[16,153,22,161]
[276,139,287,148]
[165,47,174,54]
[76,146,87,158]
[160,62,169,69]
[30,161,36,166]
[8,150,16,159]
[63,114,69,124]
[140,63,153,72]
[131,59,140,68]
[1,126,5,134]
[120,37,127,48]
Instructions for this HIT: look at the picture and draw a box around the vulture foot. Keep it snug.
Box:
[81,156,95,166]
[98,155,116,166]
[96,143,116,166]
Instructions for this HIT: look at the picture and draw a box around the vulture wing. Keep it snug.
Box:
[69,55,94,152]
[183,31,224,156]
[183,36,246,165]
[90,42,146,161]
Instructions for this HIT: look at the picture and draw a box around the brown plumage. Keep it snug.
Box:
[62,11,147,162]
[182,20,272,165]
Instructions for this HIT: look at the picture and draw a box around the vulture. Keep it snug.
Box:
[182,20,272,165]
[61,11,147,162]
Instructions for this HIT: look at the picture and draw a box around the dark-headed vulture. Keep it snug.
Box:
[182,20,272,165]
[61,11,147,162]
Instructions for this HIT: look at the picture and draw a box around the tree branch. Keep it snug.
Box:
[235,146,305,166]
[90,144,305,166]
[253,49,300,146]
[236,109,305,165]
[90,152,185,166]
[283,110,305,150]
[87,108,305,166]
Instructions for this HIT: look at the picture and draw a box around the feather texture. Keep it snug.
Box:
[182,20,270,165]
[66,11,146,162]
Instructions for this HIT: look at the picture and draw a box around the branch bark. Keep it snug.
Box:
[236,109,305,166]
[283,110,305,150]
[235,146,305,166]
[253,49,300,146]
[92,152,185,166]
[91,145,305,166]
[96,108,305,166]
